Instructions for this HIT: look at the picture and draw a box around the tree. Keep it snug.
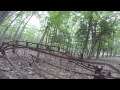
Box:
[0,11,10,46]
[0,11,10,25]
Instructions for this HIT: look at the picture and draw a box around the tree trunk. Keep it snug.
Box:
[0,11,22,46]
[39,21,51,45]
[110,48,113,57]
[88,39,98,59]
[0,11,10,46]
[102,49,105,57]
[39,25,49,44]
[0,11,10,25]
[82,12,93,56]
[96,48,101,59]
[1,11,22,37]
[113,48,117,57]
[3,11,16,23]
[16,11,36,40]
[106,49,108,57]
[96,39,102,59]
[37,22,51,59]
[88,20,98,59]
[13,13,30,40]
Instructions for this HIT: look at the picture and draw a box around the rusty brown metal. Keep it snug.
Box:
[2,40,120,79]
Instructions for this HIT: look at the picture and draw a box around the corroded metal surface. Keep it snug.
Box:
[0,40,119,79]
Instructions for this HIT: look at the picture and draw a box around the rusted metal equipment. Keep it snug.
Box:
[1,40,120,79]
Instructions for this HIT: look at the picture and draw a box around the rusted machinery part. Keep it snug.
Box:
[2,41,120,74]
[29,54,120,79]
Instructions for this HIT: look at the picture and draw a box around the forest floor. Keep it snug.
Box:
[0,48,120,79]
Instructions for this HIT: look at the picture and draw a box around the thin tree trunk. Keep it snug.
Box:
[13,13,30,40]
[88,38,97,59]
[102,49,105,57]
[2,11,16,23]
[0,11,10,25]
[16,11,36,40]
[96,40,102,59]
[1,11,22,37]
[106,49,108,57]
[82,12,93,56]
[39,25,49,44]
[0,11,10,46]
[88,21,97,59]
[110,48,113,57]
[39,21,51,45]
[113,48,117,57]
[0,11,21,46]
[45,29,51,45]
[88,28,105,59]
[37,22,50,59]
[36,32,41,43]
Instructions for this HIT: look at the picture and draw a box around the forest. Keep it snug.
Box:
[0,11,120,79]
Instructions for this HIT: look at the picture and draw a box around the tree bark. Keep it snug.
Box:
[106,49,109,57]
[82,12,93,56]
[13,13,30,40]
[16,11,36,40]
[102,49,105,57]
[39,22,50,44]
[1,11,22,37]
[0,11,10,46]
[96,39,102,59]
[0,11,10,25]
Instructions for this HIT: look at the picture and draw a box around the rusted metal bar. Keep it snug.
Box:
[3,40,120,74]
[29,54,95,77]
[4,56,30,79]
[30,55,63,79]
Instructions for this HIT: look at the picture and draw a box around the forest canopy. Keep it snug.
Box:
[0,11,120,59]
